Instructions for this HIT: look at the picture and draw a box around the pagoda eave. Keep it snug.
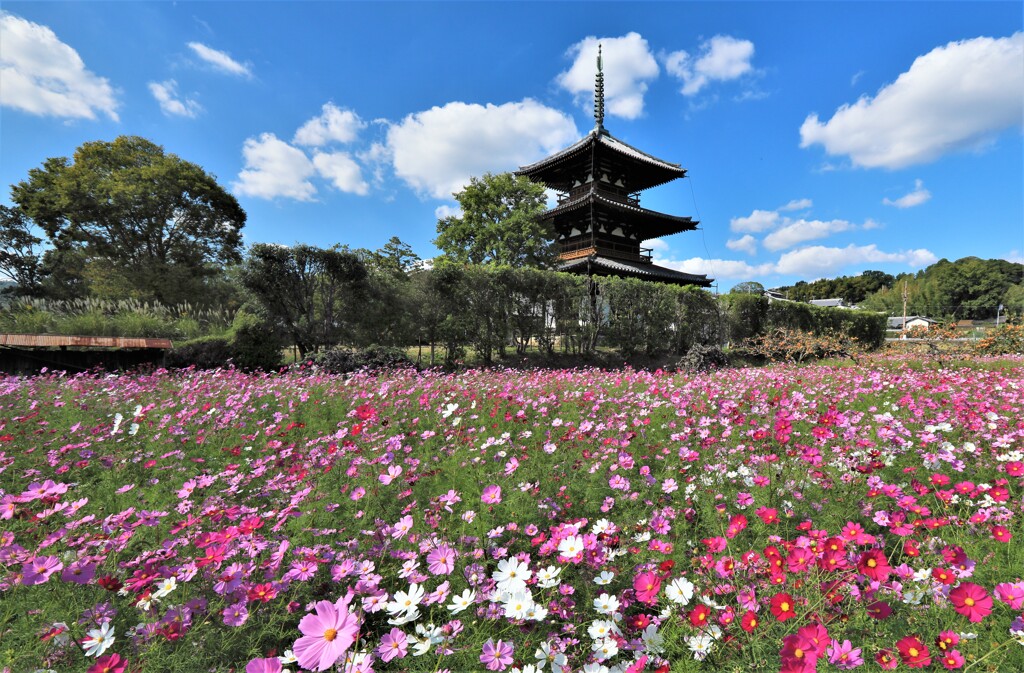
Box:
[543,190,698,239]
[559,254,712,287]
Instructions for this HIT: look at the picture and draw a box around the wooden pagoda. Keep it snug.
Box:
[516,47,712,287]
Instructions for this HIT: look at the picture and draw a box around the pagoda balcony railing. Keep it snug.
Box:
[556,190,640,207]
[558,239,654,264]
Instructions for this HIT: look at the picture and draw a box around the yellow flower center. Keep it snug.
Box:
[909,648,919,657]
[867,559,877,568]
[781,602,790,612]
[324,628,338,642]
[964,597,975,606]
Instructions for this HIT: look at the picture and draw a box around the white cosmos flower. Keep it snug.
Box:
[447,588,476,613]
[594,571,615,585]
[502,590,535,620]
[593,592,620,615]
[557,535,585,557]
[588,619,619,640]
[386,583,424,615]
[493,557,531,593]
[665,577,695,605]
[535,564,562,589]
[153,576,177,598]
[82,622,115,657]
[687,633,715,660]
[592,636,618,660]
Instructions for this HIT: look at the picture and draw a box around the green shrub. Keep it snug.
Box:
[676,343,729,373]
[165,336,235,369]
[314,344,414,374]
[229,310,284,371]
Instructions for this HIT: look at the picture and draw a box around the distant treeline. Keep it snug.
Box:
[772,257,1023,321]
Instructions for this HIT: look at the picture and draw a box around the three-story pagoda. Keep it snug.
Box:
[516,47,712,287]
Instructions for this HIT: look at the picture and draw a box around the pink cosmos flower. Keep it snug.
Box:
[480,638,513,671]
[826,639,863,670]
[633,571,661,604]
[376,627,408,663]
[293,593,360,672]
[481,484,502,504]
[426,544,456,575]
[222,602,248,627]
[245,657,282,673]
[87,653,127,673]
[22,555,63,586]
[994,581,1024,609]
[948,582,993,622]
[857,549,890,582]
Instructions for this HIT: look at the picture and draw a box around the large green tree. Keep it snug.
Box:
[10,136,245,304]
[434,172,554,268]
[0,205,43,297]
[240,243,367,357]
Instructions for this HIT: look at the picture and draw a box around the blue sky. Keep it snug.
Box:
[1,2,1021,290]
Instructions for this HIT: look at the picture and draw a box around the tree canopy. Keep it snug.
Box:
[434,172,554,268]
[10,135,246,304]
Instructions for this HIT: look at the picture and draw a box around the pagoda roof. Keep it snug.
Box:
[516,128,685,192]
[544,187,698,239]
[559,254,713,287]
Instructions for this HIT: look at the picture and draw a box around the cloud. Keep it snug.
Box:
[726,234,758,256]
[233,133,316,201]
[800,33,1024,169]
[657,244,937,281]
[312,151,368,195]
[434,204,462,220]
[656,256,774,280]
[0,12,119,121]
[148,79,201,118]
[883,179,932,208]
[1005,250,1024,264]
[187,41,252,78]
[730,209,779,233]
[774,244,937,276]
[385,99,578,199]
[664,35,755,96]
[294,103,366,146]
[763,218,855,251]
[779,198,812,212]
[557,32,659,120]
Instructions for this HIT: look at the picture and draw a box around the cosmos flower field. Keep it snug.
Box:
[1,360,1022,673]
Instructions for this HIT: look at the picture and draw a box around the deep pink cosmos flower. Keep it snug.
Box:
[244,657,282,673]
[948,582,993,622]
[22,555,63,586]
[857,549,891,582]
[633,571,661,604]
[480,638,513,671]
[87,653,127,673]
[293,593,360,672]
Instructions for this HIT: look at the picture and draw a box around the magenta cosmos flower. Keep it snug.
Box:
[481,484,502,504]
[245,657,282,673]
[480,638,514,671]
[293,594,360,672]
[633,571,661,605]
[948,582,993,623]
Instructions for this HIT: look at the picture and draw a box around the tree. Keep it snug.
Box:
[10,136,245,304]
[240,243,366,357]
[730,281,764,295]
[434,172,554,268]
[0,205,43,296]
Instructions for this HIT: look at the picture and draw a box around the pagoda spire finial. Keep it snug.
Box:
[594,44,605,131]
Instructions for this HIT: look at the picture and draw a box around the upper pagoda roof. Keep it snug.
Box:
[515,128,685,193]
[543,187,698,239]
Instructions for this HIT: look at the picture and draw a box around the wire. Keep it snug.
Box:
[685,174,718,295]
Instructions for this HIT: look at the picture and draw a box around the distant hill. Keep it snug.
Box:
[771,257,1023,321]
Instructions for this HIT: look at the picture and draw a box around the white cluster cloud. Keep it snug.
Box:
[312,151,369,196]
[800,33,1023,169]
[729,209,779,234]
[233,133,317,201]
[0,12,119,121]
[557,32,660,120]
[883,179,931,209]
[779,198,812,212]
[187,41,252,78]
[664,35,756,96]
[657,243,936,280]
[294,103,366,146]
[148,79,201,118]
[726,234,758,256]
[235,102,376,200]
[763,218,855,251]
[385,99,578,199]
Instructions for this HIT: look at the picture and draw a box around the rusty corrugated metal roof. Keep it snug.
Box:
[0,334,173,349]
